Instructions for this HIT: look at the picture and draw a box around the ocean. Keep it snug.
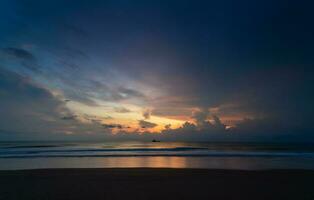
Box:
[1,141,314,170]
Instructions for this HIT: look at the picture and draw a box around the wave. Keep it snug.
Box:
[0,147,207,154]
[1,143,314,159]
[1,151,314,158]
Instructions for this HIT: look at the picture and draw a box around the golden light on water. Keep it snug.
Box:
[98,157,189,168]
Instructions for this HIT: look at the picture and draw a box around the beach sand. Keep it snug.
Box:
[0,168,313,200]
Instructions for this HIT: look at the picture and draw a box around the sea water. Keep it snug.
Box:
[0,141,314,170]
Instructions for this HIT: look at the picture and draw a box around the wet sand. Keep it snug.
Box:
[0,168,314,200]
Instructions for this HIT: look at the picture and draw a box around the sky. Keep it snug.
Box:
[0,0,313,142]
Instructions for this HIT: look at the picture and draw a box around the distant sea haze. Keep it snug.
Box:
[0,141,314,170]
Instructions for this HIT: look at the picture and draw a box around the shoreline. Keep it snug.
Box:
[1,167,314,172]
[1,168,314,200]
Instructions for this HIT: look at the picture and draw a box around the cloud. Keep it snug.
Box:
[56,76,147,106]
[85,114,112,120]
[58,59,79,69]
[61,115,77,120]
[138,120,157,129]
[151,106,192,120]
[142,108,151,119]
[180,121,197,131]
[112,87,146,101]
[102,123,123,129]
[0,68,67,135]
[212,115,226,130]
[114,107,131,113]
[1,47,40,71]
[2,47,36,61]
[0,68,113,140]
[164,124,171,130]
[192,109,210,126]
[0,65,310,142]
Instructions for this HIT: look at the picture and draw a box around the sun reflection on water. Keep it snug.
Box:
[99,156,188,168]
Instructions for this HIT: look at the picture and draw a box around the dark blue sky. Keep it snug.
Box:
[0,0,313,141]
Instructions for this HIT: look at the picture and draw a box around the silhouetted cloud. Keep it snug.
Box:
[142,109,151,119]
[61,115,77,120]
[82,114,113,123]
[102,123,123,129]
[212,115,226,130]
[164,124,171,130]
[192,109,210,126]
[138,120,157,129]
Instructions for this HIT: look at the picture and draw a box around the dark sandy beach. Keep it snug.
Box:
[0,168,314,200]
